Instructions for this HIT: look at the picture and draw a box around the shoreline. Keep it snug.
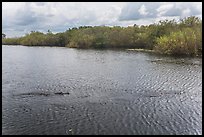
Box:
[126,48,155,53]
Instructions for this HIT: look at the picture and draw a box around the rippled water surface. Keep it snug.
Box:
[2,45,202,135]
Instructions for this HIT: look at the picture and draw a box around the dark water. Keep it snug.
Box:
[2,45,202,135]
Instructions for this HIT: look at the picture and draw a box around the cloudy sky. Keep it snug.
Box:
[2,2,202,37]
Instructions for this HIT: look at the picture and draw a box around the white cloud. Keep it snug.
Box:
[2,2,202,37]
[3,2,126,37]
[160,2,202,18]
[138,5,148,16]
[119,2,202,20]
[157,3,174,17]
[119,2,161,20]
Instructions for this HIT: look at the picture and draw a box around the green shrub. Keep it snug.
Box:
[155,27,201,56]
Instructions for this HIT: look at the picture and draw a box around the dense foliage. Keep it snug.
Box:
[2,16,202,56]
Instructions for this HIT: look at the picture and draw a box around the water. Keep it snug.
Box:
[2,45,202,135]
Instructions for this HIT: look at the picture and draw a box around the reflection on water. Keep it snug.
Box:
[2,45,202,135]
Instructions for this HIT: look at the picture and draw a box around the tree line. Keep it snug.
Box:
[2,16,202,56]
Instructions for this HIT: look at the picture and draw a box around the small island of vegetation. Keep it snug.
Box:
[2,16,202,56]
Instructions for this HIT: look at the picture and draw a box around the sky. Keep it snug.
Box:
[2,2,202,38]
